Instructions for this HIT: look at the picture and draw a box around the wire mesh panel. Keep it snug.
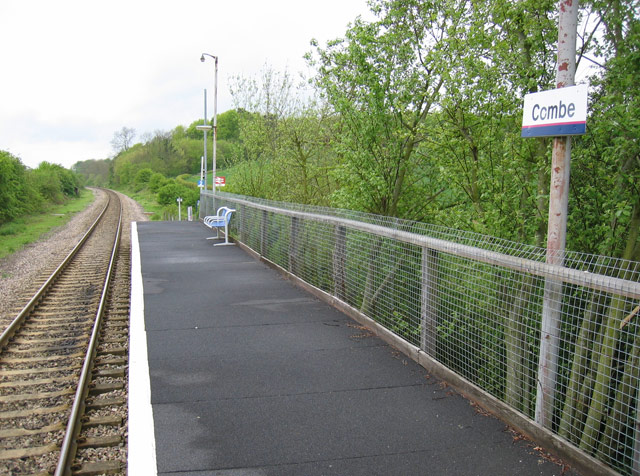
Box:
[202,190,640,475]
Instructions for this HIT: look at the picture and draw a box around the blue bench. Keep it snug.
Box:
[203,206,236,246]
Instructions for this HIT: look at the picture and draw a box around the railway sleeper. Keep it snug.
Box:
[95,357,126,366]
[12,336,87,345]
[77,434,121,449]
[72,459,121,476]
[0,375,75,388]
[0,404,69,419]
[0,351,84,363]
[0,365,76,377]
[93,368,125,378]
[8,342,86,354]
[89,382,124,395]
[21,322,93,331]
[14,329,89,338]
[85,397,125,410]
[0,442,59,460]
[97,347,126,357]
[0,387,75,403]
[82,415,122,427]
[101,336,127,344]
[29,308,95,317]
[0,422,65,438]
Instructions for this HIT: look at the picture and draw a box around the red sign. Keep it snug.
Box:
[215,176,226,186]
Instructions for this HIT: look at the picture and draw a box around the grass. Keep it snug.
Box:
[0,189,96,260]
[112,186,164,220]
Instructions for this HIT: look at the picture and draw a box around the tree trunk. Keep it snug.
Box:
[505,274,535,411]
[558,289,608,442]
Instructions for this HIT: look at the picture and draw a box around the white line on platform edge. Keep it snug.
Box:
[128,222,158,476]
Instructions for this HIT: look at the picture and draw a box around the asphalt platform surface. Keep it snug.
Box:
[134,221,577,476]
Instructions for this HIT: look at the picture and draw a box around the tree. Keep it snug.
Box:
[0,151,41,224]
[110,126,136,155]
[230,65,295,166]
[310,0,458,220]
[72,158,112,186]
[228,65,335,202]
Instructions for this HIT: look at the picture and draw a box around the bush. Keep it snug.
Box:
[30,162,80,203]
[134,168,153,185]
[156,182,183,206]
[0,151,42,225]
[149,172,168,192]
[157,181,200,207]
[31,166,63,203]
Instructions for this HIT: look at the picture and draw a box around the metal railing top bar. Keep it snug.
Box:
[207,192,640,299]
[209,191,637,272]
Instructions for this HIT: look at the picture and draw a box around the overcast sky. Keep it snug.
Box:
[0,0,372,169]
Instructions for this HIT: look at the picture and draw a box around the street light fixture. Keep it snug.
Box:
[200,53,218,210]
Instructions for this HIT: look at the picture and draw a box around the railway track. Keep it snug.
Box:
[0,190,130,476]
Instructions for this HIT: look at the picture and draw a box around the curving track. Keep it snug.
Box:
[0,190,131,476]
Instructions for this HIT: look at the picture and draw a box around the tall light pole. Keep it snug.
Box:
[200,53,218,210]
[196,90,212,215]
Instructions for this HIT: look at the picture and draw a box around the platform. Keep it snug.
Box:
[129,221,577,476]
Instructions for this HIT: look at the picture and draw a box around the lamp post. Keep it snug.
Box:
[196,121,212,215]
[200,53,218,211]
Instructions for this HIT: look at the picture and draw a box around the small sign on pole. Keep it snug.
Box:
[521,84,587,138]
[215,176,226,187]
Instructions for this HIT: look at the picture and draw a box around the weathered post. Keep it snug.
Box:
[260,209,268,257]
[238,205,245,244]
[535,0,578,428]
[289,216,301,276]
[333,225,347,301]
[420,247,439,356]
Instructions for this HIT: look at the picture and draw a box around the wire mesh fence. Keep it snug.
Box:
[202,190,640,475]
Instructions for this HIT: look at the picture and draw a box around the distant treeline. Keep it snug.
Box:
[71,110,245,218]
[0,150,81,226]
[72,109,243,188]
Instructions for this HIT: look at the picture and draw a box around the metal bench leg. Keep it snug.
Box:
[213,224,235,246]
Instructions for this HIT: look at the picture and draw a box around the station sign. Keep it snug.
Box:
[215,176,226,187]
[521,84,587,138]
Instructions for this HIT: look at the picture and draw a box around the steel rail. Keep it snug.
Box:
[54,191,123,476]
[0,193,111,350]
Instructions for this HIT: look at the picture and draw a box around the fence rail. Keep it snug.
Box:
[201,191,640,476]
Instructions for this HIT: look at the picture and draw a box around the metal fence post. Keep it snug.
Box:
[238,204,245,244]
[260,209,268,257]
[289,216,301,276]
[333,225,347,301]
[421,247,439,356]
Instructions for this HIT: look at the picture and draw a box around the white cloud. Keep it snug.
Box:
[0,0,372,169]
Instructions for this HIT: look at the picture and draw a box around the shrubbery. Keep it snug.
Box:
[0,151,80,226]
